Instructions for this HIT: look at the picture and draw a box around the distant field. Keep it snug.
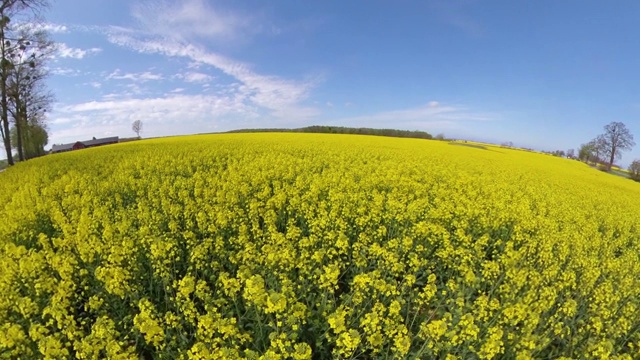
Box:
[1,133,639,359]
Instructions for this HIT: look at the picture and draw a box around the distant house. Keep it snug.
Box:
[50,136,119,154]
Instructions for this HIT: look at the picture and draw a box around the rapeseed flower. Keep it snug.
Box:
[0,133,638,358]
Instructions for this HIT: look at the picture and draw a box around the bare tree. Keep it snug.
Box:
[591,135,608,165]
[7,24,54,160]
[0,0,49,164]
[599,122,635,171]
[132,120,143,138]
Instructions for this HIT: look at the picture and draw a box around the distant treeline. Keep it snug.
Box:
[225,125,434,140]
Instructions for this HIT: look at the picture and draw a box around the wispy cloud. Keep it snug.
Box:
[108,0,320,118]
[84,81,102,89]
[50,67,82,76]
[131,0,252,42]
[107,69,164,82]
[176,71,214,83]
[56,43,102,59]
[44,0,326,149]
[331,101,496,131]
[50,92,258,145]
[431,0,484,37]
[61,94,247,115]
[40,23,69,33]
[16,22,69,33]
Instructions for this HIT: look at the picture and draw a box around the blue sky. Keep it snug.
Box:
[32,0,640,164]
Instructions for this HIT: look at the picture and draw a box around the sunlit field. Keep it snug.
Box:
[1,133,639,359]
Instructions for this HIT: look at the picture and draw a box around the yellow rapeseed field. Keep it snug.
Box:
[0,133,639,359]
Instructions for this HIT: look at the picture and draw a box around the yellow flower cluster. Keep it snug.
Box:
[0,133,639,359]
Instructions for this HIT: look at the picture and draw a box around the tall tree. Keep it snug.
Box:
[0,0,48,164]
[7,24,53,161]
[600,122,635,171]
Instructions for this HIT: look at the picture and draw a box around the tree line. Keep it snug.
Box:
[226,125,435,140]
[0,0,53,166]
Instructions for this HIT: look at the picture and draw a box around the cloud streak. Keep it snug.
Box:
[176,71,214,83]
[105,27,319,119]
[56,43,102,59]
[40,23,69,33]
[131,0,252,42]
[116,0,320,118]
[330,102,496,132]
[107,69,164,82]
[49,92,258,145]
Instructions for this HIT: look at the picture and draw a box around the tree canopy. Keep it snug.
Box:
[0,0,52,164]
[600,122,635,171]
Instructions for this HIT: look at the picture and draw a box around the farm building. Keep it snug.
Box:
[50,136,119,154]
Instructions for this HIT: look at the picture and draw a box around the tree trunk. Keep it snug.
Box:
[1,83,13,165]
[23,98,34,159]
[608,146,616,171]
[0,26,13,165]
[23,110,31,159]
[15,96,24,161]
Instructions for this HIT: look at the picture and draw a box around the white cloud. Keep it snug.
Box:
[107,69,164,82]
[332,102,495,132]
[60,94,254,123]
[94,0,321,119]
[50,67,82,76]
[86,82,102,88]
[131,0,251,42]
[106,30,319,119]
[187,61,202,69]
[50,117,75,125]
[101,93,122,100]
[41,23,69,33]
[45,0,323,148]
[57,43,102,59]
[176,71,214,83]
[15,22,68,34]
[124,83,144,96]
[49,92,261,146]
